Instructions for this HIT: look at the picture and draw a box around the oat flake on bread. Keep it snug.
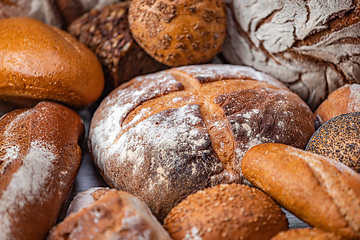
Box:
[88,64,315,221]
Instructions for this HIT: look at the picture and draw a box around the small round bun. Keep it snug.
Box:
[315,84,360,127]
[271,228,342,240]
[128,0,227,66]
[0,17,104,110]
[164,184,288,240]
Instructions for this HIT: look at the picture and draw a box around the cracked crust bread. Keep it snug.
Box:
[0,101,84,240]
[47,187,171,240]
[88,64,315,222]
[164,184,288,240]
[223,0,360,110]
[0,17,104,110]
[242,143,360,240]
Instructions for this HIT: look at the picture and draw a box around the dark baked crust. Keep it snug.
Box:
[271,228,342,240]
[0,101,84,240]
[164,184,288,240]
[47,188,171,240]
[88,64,315,221]
[242,143,360,240]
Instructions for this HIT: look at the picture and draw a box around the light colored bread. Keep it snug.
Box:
[271,228,342,240]
[242,143,360,240]
[47,187,171,240]
[315,84,360,126]
[0,17,104,110]
[223,0,360,110]
[0,101,84,240]
[128,0,227,66]
[88,64,315,221]
[164,184,288,240]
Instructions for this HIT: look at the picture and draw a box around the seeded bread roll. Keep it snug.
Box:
[271,229,342,240]
[242,143,360,240]
[315,84,360,127]
[223,0,360,110]
[88,64,315,221]
[0,17,104,110]
[164,184,288,240]
[0,101,84,240]
[68,1,167,95]
[128,0,227,66]
[47,187,171,240]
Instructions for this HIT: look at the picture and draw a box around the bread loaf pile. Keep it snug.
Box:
[0,0,359,239]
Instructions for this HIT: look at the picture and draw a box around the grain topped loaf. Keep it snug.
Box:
[88,64,315,221]
[0,101,84,240]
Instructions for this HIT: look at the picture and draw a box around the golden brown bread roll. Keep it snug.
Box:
[128,0,227,66]
[242,143,360,240]
[0,101,84,240]
[0,17,104,110]
[88,64,315,221]
[270,228,343,240]
[315,84,360,127]
[47,187,171,240]
[164,184,288,240]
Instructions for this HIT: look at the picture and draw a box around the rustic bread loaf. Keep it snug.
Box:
[306,112,360,173]
[223,0,360,110]
[0,101,84,240]
[315,84,360,127]
[270,228,342,240]
[0,17,104,110]
[88,64,315,221]
[128,0,227,66]
[0,0,64,28]
[164,184,288,240]
[242,143,360,240]
[47,187,171,240]
[68,1,167,95]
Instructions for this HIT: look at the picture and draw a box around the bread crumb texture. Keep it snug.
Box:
[88,64,315,221]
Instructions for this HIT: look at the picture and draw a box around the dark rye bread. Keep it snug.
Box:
[0,101,84,240]
[223,0,360,110]
[242,143,360,240]
[88,64,315,221]
[164,184,288,240]
[68,1,167,94]
[47,188,171,240]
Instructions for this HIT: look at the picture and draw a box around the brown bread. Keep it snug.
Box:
[271,228,343,240]
[164,184,288,240]
[88,64,315,221]
[242,143,360,240]
[47,187,171,240]
[0,101,84,240]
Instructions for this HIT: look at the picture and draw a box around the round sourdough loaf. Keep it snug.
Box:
[128,0,227,66]
[223,0,360,110]
[88,64,315,221]
[0,101,84,240]
[0,17,104,110]
[163,184,288,240]
[47,188,171,240]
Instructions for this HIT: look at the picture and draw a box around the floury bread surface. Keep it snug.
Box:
[0,101,84,240]
[223,0,360,110]
[88,64,315,221]
[47,188,171,240]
